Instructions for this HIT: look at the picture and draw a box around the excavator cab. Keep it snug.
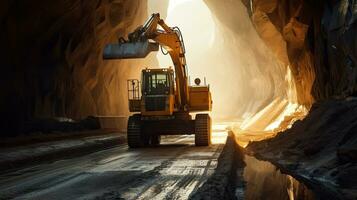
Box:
[142,69,172,96]
[127,68,175,116]
[141,68,175,116]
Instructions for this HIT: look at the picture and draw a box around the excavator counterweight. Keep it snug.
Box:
[103,13,212,147]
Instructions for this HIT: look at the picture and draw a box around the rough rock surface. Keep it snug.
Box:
[247,100,357,199]
[241,0,357,107]
[0,0,155,135]
[204,0,294,120]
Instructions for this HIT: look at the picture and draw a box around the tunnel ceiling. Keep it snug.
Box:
[1,0,356,134]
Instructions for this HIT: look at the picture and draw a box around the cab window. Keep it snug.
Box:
[143,72,170,95]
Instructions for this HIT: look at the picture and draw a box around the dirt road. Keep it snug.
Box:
[0,126,228,200]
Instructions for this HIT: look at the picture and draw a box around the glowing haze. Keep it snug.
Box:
[153,0,216,76]
[148,0,302,131]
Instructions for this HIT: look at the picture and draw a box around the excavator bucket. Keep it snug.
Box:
[103,40,159,59]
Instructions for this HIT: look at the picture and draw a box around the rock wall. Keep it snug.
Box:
[240,0,357,106]
[203,0,292,119]
[0,0,153,135]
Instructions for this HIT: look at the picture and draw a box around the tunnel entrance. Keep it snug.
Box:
[148,0,306,133]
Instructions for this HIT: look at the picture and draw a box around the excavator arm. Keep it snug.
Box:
[103,13,189,110]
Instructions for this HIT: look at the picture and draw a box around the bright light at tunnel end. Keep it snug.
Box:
[156,0,216,71]
[148,0,307,143]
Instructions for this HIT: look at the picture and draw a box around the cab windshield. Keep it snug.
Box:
[143,72,170,95]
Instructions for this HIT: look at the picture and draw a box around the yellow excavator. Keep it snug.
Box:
[103,13,212,147]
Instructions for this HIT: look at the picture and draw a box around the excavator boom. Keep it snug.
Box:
[103,13,189,110]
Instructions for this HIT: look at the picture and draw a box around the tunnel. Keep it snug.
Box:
[1,0,320,133]
[0,0,356,199]
[1,0,355,133]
